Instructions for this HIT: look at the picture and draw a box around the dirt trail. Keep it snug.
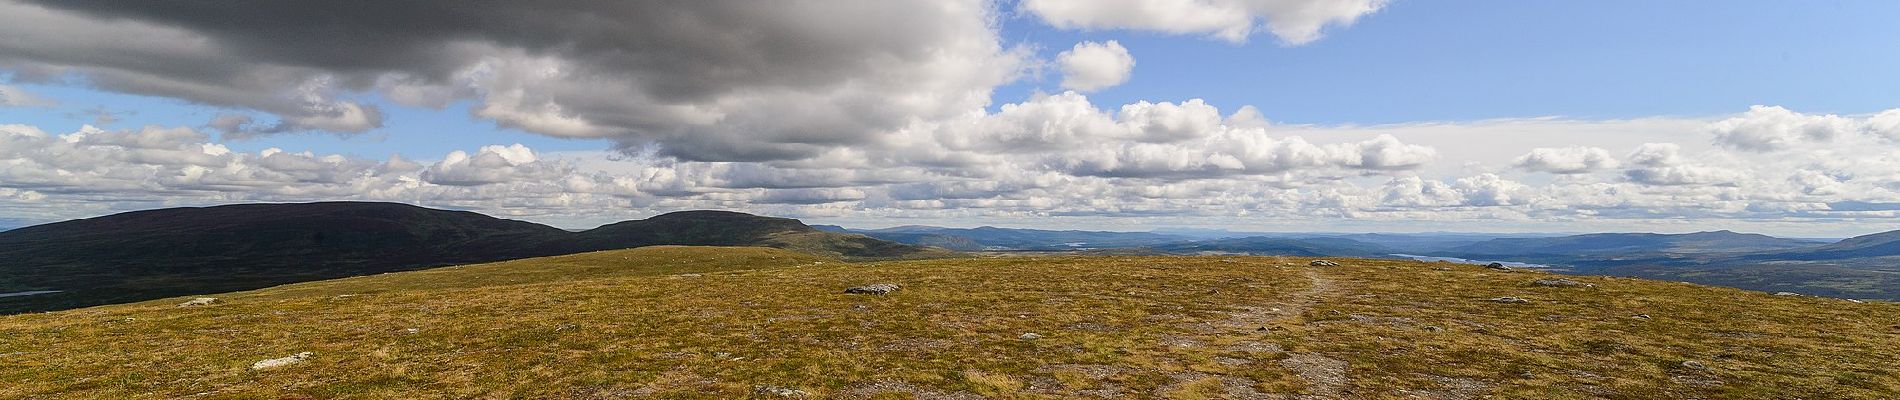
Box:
[1215,266,1342,332]
[1212,263,1353,399]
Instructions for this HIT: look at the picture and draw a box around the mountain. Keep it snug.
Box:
[573,210,940,259]
[1742,229,1900,260]
[841,225,1188,250]
[5,246,1893,398]
[1445,230,1820,259]
[0,203,938,314]
[1322,232,1545,254]
[1152,236,1395,258]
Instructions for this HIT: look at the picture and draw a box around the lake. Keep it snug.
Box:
[1390,254,1554,269]
[0,290,63,298]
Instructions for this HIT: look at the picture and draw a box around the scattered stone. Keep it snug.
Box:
[1423,325,1443,332]
[1846,299,1866,303]
[250,352,314,370]
[1672,375,1726,387]
[403,328,420,335]
[1278,353,1350,398]
[1774,292,1800,296]
[1019,332,1043,341]
[753,385,810,398]
[1485,262,1513,271]
[554,323,579,332]
[1632,314,1652,320]
[1681,360,1709,371]
[845,283,901,295]
[177,297,221,307]
[1431,266,1454,271]
[1533,278,1594,288]
[1489,296,1530,304]
[1309,260,1340,267]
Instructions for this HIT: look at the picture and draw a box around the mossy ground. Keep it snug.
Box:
[2,246,1896,399]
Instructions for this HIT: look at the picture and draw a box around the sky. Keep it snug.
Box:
[2,0,1899,237]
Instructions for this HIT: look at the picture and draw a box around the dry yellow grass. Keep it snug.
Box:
[1,246,1896,399]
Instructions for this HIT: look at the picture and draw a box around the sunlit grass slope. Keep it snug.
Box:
[2,246,1897,399]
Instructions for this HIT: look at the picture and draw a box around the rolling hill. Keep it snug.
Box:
[2,247,1893,398]
[1739,229,1900,261]
[0,203,939,314]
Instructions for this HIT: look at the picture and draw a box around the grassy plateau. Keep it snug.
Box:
[2,246,1896,399]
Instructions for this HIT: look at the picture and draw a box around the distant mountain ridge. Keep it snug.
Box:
[830,225,1188,251]
[1433,229,1900,300]
[1445,230,1821,258]
[1151,236,1394,258]
[0,202,938,314]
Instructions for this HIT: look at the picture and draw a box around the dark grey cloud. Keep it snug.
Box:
[0,0,1020,160]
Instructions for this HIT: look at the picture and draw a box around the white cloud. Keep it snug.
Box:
[1709,105,1861,152]
[0,84,54,107]
[1621,143,1744,186]
[7,100,1900,235]
[1513,146,1618,174]
[1021,0,1388,44]
[1057,40,1136,92]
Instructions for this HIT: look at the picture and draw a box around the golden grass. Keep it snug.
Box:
[1,247,1895,399]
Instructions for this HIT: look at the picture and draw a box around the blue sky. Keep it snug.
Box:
[2,0,1899,235]
[998,1,1900,123]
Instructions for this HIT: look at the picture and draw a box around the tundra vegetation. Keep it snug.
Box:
[2,246,1896,399]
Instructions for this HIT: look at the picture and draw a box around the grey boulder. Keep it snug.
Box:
[845,283,901,295]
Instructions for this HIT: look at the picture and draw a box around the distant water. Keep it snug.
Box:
[1390,254,1553,269]
[0,290,62,298]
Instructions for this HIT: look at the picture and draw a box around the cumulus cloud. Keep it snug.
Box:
[1057,40,1136,92]
[1512,146,1618,174]
[1021,0,1388,44]
[1621,143,1743,186]
[1710,105,1861,151]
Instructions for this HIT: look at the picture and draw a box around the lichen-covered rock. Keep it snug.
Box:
[1019,332,1043,340]
[845,283,901,295]
[177,297,221,307]
[754,385,809,398]
[250,352,313,370]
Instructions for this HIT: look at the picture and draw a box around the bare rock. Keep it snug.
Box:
[1019,332,1043,340]
[845,283,900,295]
[1485,262,1513,271]
[177,297,221,307]
[1309,260,1341,267]
[250,351,313,370]
[754,385,810,398]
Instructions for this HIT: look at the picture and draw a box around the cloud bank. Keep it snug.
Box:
[2,1,1898,235]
